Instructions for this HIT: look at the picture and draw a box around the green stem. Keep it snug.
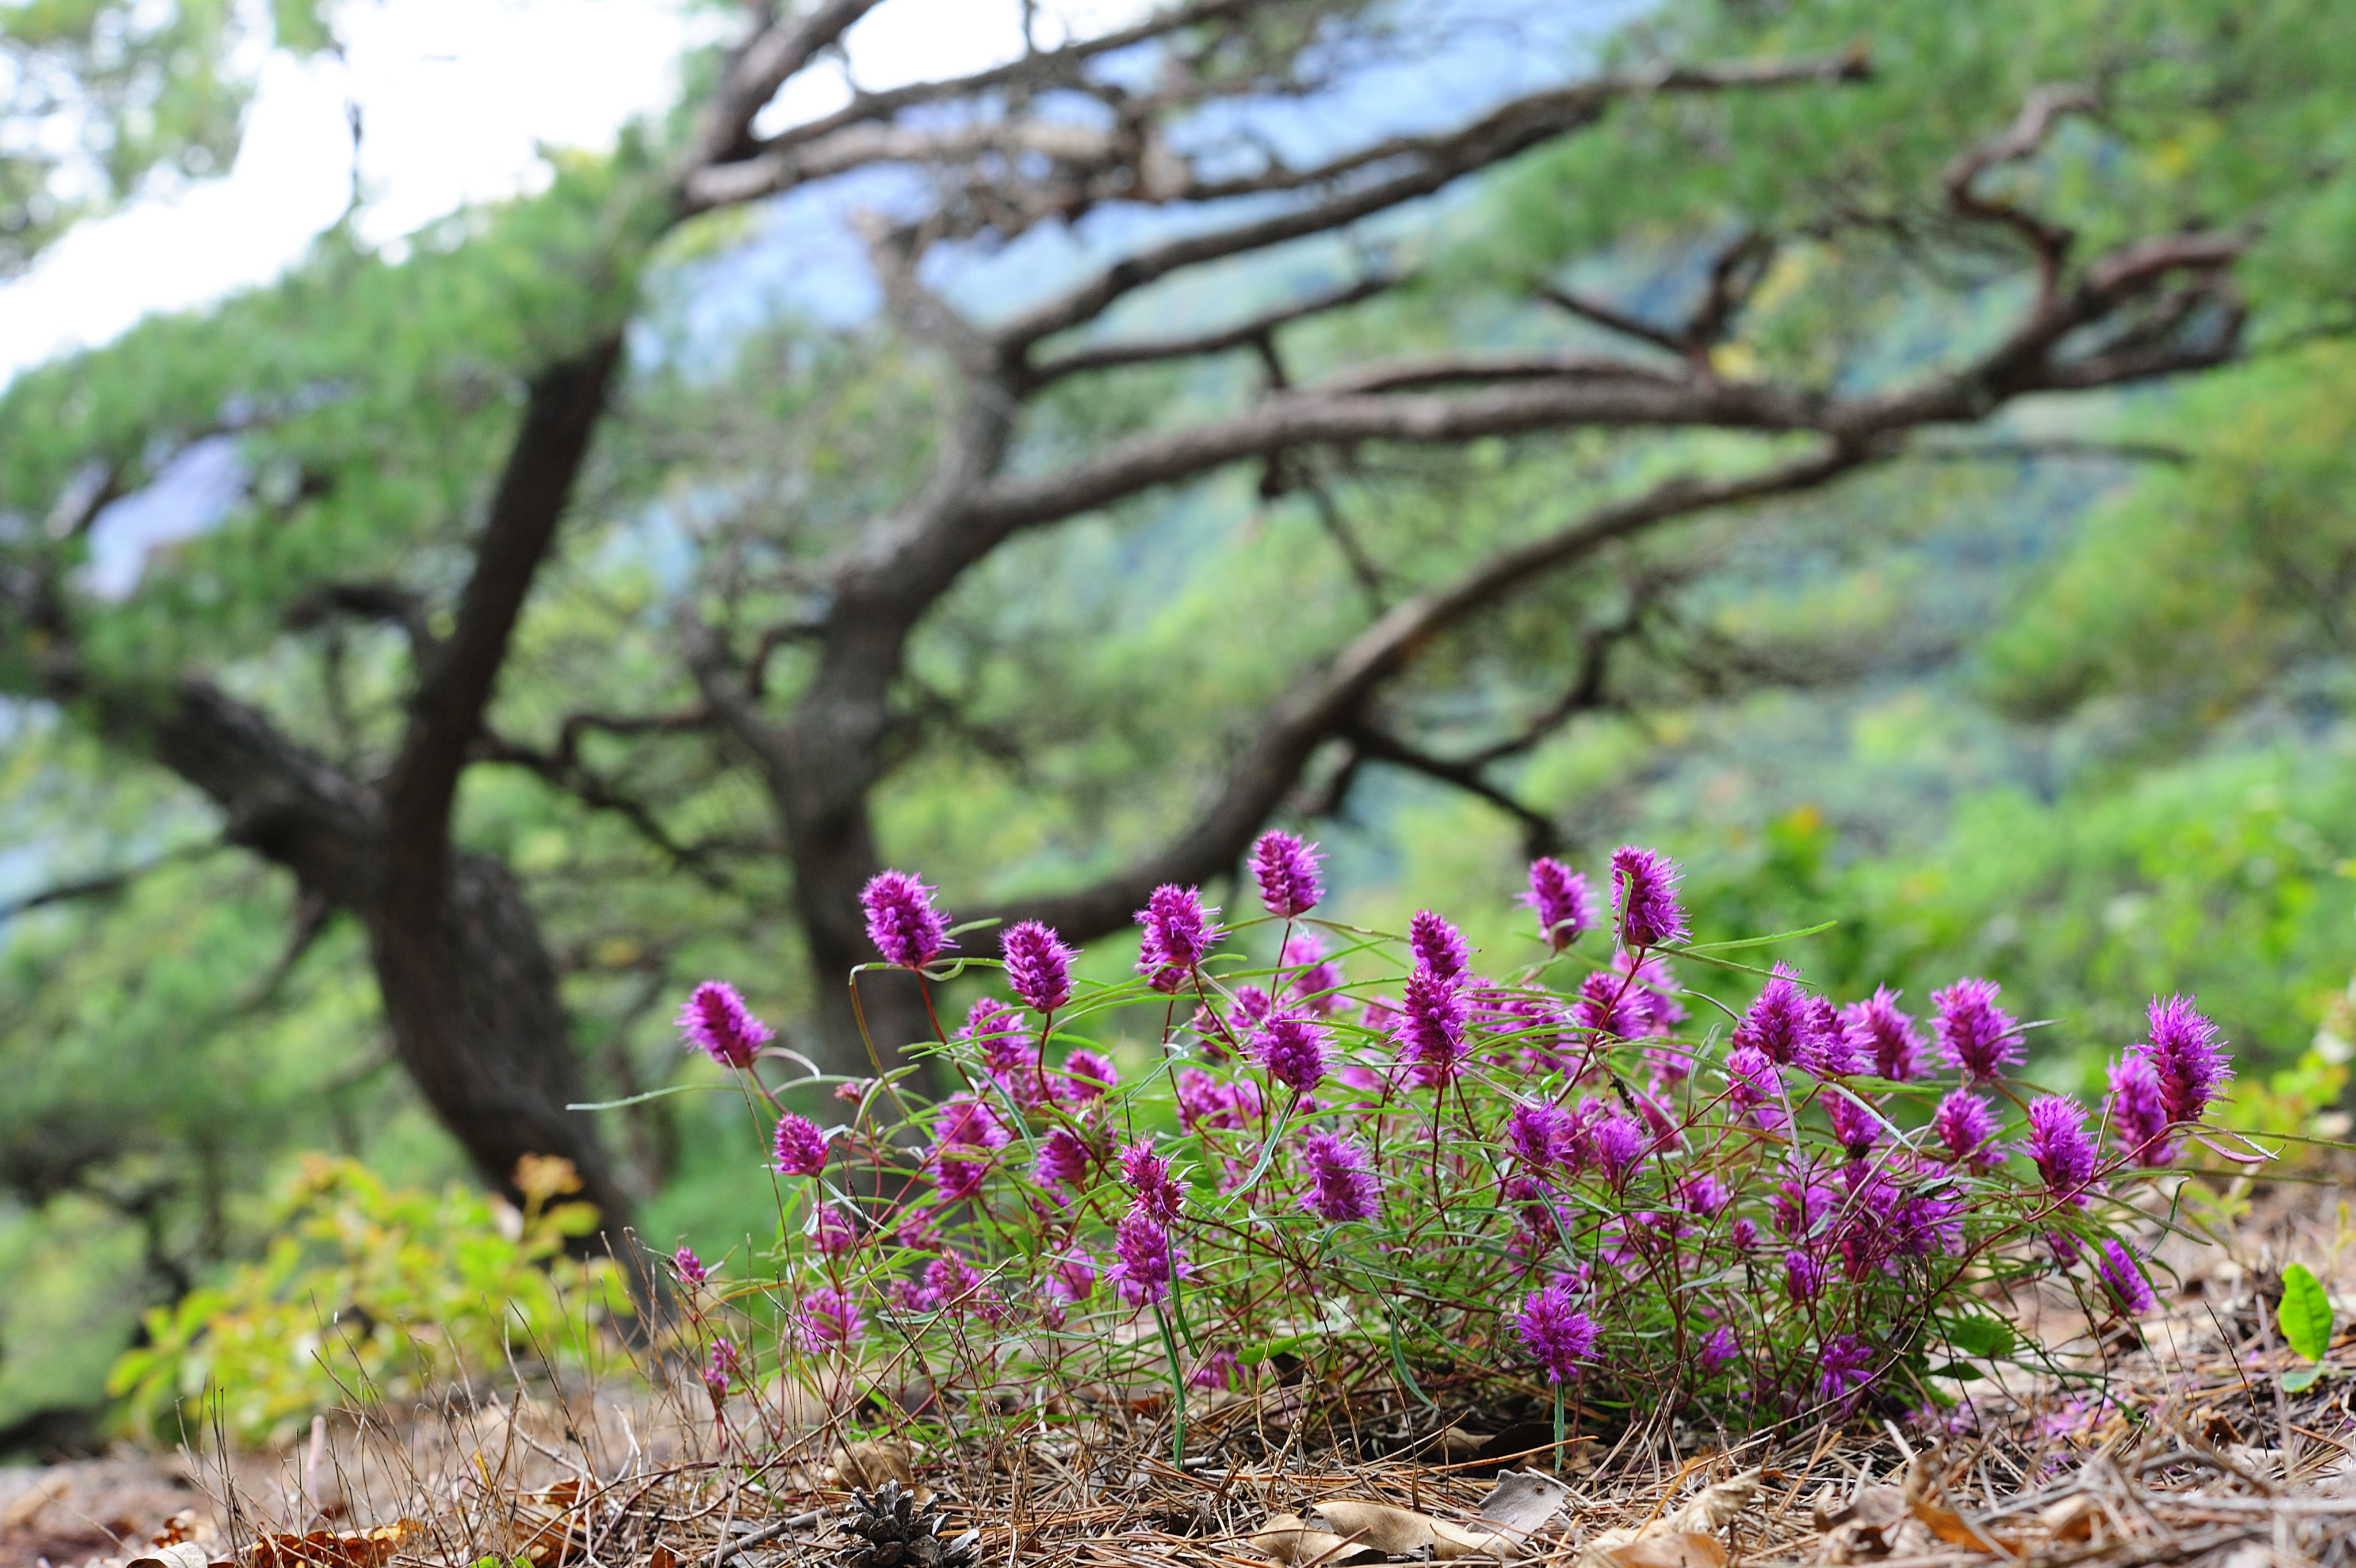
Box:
[1153,1301,1188,1465]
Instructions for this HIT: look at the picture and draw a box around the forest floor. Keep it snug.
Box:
[5,1160,2354,1568]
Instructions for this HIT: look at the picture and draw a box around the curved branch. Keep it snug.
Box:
[1031,274,1394,384]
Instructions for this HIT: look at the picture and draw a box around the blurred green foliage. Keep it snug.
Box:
[108,1153,632,1448]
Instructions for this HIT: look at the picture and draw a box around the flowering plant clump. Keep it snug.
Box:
[674,837,2254,1444]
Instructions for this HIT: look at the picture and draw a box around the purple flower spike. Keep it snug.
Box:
[1932,977,2022,1081]
[2136,994,2231,1125]
[1514,1285,1599,1383]
[1785,1248,1825,1303]
[1114,1208,1176,1306]
[862,870,953,969]
[1610,846,1689,949]
[2026,1095,2099,1204]
[1699,1326,1740,1375]
[1408,911,1471,982]
[1825,1089,1881,1161]
[1282,933,1347,1016]
[1398,967,1469,1088]
[1734,963,1829,1068]
[1933,1088,2002,1169]
[1253,830,1325,918]
[1842,987,1926,1081]
[1135,884,1223,987]
[1506,1100,1563,1170]
[1524,858,1594,951]
[676,981,773,1069]
[1816,1334,1876,1403]
[672,1245,709,1287]
[1575,970,1647,1041]
[1301,1130,1382,1222]
[703,1337,740,1401]
[1121,1139,1184,1222]
[772,1114,830,1176]
[2096,1238,2155,1317]
[1002,920,1076,1014]
[1035,1127,1092,1191]
[798,1286,864,1349]
[1726,1044,1785,1129]
[1062,1048,1118,1099]
[2108,1054,2175,1165]
[1254,1011,1328,1093]
[1589,1111,1647,1187]
[809,1206,856,1256]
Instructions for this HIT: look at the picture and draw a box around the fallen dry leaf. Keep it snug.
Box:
[247,1520,420,1568]
[1249,1513,1379,1565]
[0,1474,66,1529]
[1305,1499,1521,1559]
[1479,1470,1573,1538]
[123,1545,219,1568]
[837,1438,917,1491]
[2037,1496,2101,1543]
[1902,1456,2016,1557]
[1578,1468,1763,1568]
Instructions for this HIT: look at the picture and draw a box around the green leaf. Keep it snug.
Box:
[2280,1263,2334,1363]
[1940,1314,2016,1359]
[1924,1362,1986,1381]
[2282,1364,2325,1393]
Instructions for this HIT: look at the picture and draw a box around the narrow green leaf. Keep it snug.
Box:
[2282,1363,2324,1393]
[1940,1314,2015,1359]
[2279,1263,2333,1363]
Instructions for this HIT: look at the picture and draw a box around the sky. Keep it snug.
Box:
[0,0,1151,386]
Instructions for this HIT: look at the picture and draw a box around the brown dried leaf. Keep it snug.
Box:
[1902,1458,2016,1557]
[124,1546,217,1568]
[1664,1471,1761,1535]
[1249,1513,1379,1565]
[837,1439,917,1491]
[246,1520,420,1568]
[2037,1496,2102,1543]
[1478,1470,1573,1538]
[1303,1500,1520,1560]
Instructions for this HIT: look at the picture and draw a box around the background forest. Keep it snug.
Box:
[4,0,2356,1450]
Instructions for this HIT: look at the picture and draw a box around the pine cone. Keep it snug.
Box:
[837,1481,977,1568]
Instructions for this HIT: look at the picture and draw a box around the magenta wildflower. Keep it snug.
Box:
[1842,988,1926,1081]
[1590,1110,1647,1187]
[1114,1208,1176,1306]
[1734,963,1829,1067]
[2136,993,2231,1125]
[1121,1139,1184,1222]
[1177,1068,1258,1133]
[772,1114,830,1176]
[1035,1127,1093,1191]
[1610,846,1689,948]
[2108,1054,2175,1165]
[1135,884,1223,985]
[798,1286,863,1349]
[925,1252,994,1318]
[1001,920,1075,1014]
[1816,1334,1877,1403]
[862,870,953,968]
[1785,1248,1825,1303]
[1506,1100,1565,1170]
[1679,1173,1732,1219]
[1699,1326,1740,1375]
[703,1336,739,1400]
[1282,933,1347,1015]
[1726,1044,1785,1129]
[675,981,772,1069]
[1891,1190,1965,1259]
[1255,1010,1329,1093]
[1408,910,1471,981]
[2048,1230,2085,1269]
[1048,1250,1099,1303]
[809,1206,856,1256]
[1933,1089,2002,1169]
[2096,1238,2155,1316]
[1252,830,1325,918]
[1730,1217,1759,1250]
[2026,1095,2099,1204]
[1615,949,1687,1035]
[1398,966,1469,1087]
[1824,1089,1880,1161]
[1514,1285,1599,1383]
[1575,969,1648,1040]
[1301,1130,1382,1222]
[672,1245,709,1287]
[1773,1172,1836,1240]
[1524,858,1594,951]
[1802,996,1865,1076]
[1932,977,2022,1081]
[1190,1348,1244,1391]
[964,995,1028,1074]
[1062,1048,1118,1099]
[933,1093,1009,1150]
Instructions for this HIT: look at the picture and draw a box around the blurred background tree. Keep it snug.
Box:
[5,0,2356,1446]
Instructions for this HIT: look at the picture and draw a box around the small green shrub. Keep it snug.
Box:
[109,1153,633,1447]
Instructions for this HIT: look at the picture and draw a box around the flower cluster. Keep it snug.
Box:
[667,842,2239,1435]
